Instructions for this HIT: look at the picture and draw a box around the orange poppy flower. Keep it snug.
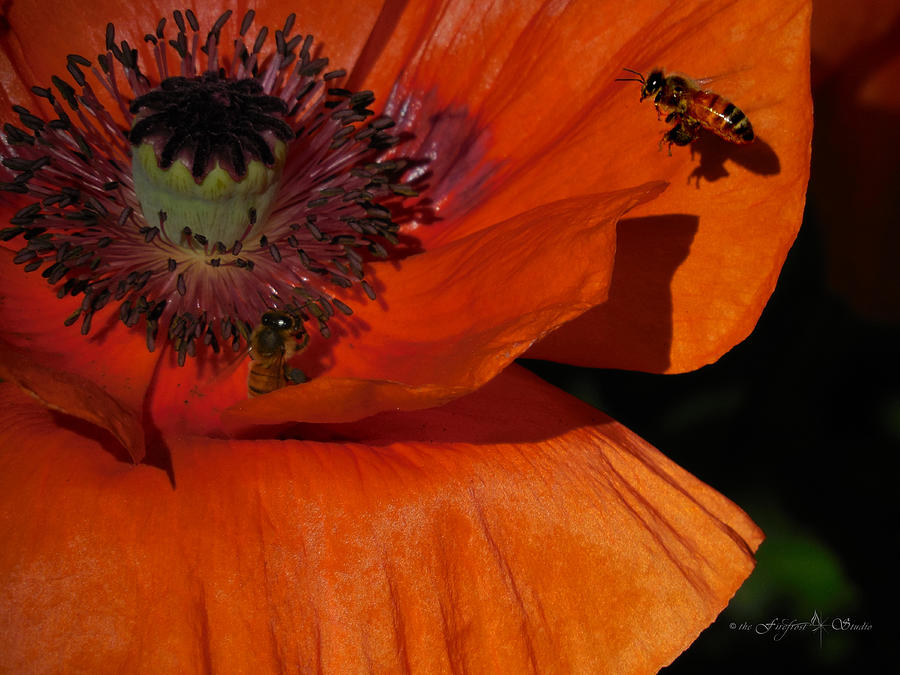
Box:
[0,1,810,672]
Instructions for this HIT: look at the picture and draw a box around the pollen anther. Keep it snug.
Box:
[2,8,411,365]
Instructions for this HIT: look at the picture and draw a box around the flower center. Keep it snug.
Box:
[1,9,411,367]
[129,74,292,249]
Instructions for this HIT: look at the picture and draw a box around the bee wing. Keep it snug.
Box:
[691,64,753,89]
[204,343,252,389]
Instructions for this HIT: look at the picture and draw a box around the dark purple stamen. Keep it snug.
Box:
[1,9,414,364]
[130,74,294,180]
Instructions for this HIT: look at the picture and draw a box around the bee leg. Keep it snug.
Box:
[284,365,309,384]
[658,115,680,154]
[677,120,700,146]
[652,93,665,119]
[660,120,699,156]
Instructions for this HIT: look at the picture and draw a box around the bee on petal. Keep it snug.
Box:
[618,68,754,152]
[248,311,309,397]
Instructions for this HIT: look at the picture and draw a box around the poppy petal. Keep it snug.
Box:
[0,364,760,672]
[0,249,153,460]
[523,1,814,372]
[355,0,812,373]
[220,185,663,431]
[0,338,146,462]
[19,183,657,440]
[0,1,389,105]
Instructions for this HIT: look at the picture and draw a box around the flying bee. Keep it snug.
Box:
[617,68,754,151]
[247,310,310,397]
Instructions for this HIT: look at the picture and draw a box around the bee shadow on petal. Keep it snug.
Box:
[686,131,780,187]
[296,312,373,379]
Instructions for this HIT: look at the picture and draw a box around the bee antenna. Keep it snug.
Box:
[619,67,645,82]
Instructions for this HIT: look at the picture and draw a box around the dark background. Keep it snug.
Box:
[525,206,894,672]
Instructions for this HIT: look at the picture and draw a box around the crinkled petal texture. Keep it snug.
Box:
[0,366,762,673]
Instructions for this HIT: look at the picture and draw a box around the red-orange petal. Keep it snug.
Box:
[525,1,813,372]
[219,186,662,431]
[1,2,668,439]
[0,2,389,106]
[354,0,812,373]
[0,365,761,672]
[0,2,389,444]
[2,184,659,441]
[0,249,154,460]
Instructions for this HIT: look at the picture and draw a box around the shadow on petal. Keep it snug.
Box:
[527,213,698,371]
[687,133,781,187]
